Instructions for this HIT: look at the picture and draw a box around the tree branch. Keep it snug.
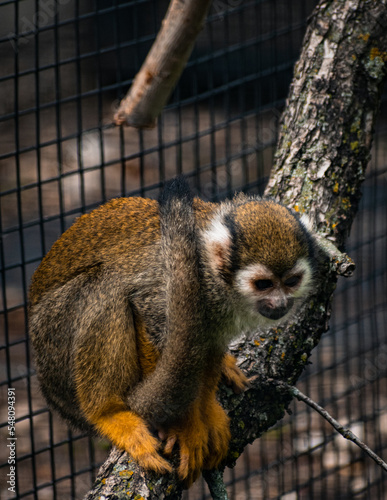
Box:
[86,1,387,498]
[274,381,387,473]
[202,469,230,500]
[114,0,213,128]
[265,0,387,247]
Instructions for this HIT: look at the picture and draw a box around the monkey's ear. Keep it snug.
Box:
[201,218,233,280]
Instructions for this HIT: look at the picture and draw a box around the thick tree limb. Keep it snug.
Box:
[86,1,387,498]
[114,0,213,128]
[266,0,387,247]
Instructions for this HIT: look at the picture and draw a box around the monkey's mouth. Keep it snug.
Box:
[257,299,294,321]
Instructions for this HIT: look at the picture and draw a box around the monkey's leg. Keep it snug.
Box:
[163,396,210,486]
[163,367,230,486]
[73,278,172,474]
[221,353,249,394]
[201,390,230,472]
[76,350,172,474]
[89,399,172,474]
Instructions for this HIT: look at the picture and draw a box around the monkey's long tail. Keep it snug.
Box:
[158,176,202,312]
[128,177,207,428]
[158,175,205,343]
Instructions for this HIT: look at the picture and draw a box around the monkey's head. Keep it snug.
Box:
[202,195,316,328]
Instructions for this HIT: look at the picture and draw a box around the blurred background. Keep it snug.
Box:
[0,0,386,498]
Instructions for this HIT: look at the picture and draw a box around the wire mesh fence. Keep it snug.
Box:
[0,0,386,498]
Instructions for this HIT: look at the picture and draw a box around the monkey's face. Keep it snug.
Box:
[201,198,316,328]
[234,258,313,324]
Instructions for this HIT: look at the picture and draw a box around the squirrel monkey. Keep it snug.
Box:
[29,178,315,485]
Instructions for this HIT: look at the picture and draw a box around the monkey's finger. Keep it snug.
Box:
[229,367,249,392]
[221,354,250,394]
[180,466,201,489]
[157,428,168,441]
[178,453,202,488]
[177,436,207,484]
[178,449,190,480]
[203,425,229,470]
[163,434,177,455]
[138,451,174,475]
[204,436,224,470]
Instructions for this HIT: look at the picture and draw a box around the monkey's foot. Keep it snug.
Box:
[163,403,210,487]
[162,397,231,486]
[93,409,173,474]
[202,399,230,471]
[222,353,249,394]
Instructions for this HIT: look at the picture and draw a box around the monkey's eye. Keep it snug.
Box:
[254,279,273,291]
[284,275,301,288]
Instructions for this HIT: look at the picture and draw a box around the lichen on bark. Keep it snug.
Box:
[267,0,387,246]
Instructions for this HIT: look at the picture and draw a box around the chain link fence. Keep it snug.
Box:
[1,0,386,498]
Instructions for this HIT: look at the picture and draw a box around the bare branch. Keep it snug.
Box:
[313,235,355,277]
[276,382,387,473]
[114,0,212,128]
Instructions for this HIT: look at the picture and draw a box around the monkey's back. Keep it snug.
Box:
[30,196,216,306]
[29,197,163,428]
[28,195,216,430]
[29,197,162,307]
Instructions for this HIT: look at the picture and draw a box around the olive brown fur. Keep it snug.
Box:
[29,178,316,486]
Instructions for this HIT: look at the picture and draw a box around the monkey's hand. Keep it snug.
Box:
[221,353,249,394]
[162,393,230,487]
[162,400,209,486]
[202,395,231,471]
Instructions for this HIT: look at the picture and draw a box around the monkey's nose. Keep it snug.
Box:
[259,306,289,320]
[258,298,294,320]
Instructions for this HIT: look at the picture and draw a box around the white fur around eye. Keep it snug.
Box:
[235,259,313,299]
[235,263,272,297]
[290,257,313,297]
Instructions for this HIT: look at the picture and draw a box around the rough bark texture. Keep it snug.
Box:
[85,1,387,498]
[114,0,213,128]
[266,0,387,248]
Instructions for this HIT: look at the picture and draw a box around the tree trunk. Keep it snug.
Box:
[85,1,387,498]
